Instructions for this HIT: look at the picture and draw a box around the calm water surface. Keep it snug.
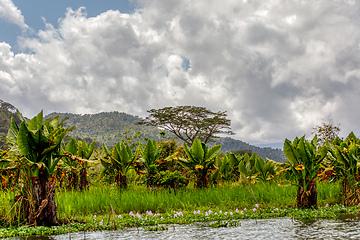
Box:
[6,217,360,240]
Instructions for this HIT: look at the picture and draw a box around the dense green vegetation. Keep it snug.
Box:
[0,182,348,238]
[6,110,69,226]
[211,137,286,162]
[0,100,20,148]
[45,111,163,147]
[139,105,234,145]
[54,182,340,217]
[2,105,360,238]
[45,111,286,162]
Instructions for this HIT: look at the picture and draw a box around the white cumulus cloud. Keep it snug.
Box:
[0,0,28,29]
[1,0,360,145]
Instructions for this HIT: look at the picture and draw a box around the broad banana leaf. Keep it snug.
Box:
[190,138,204,163]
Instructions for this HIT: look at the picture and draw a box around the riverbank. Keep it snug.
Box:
[0,182,352,238]
[1,204,360,238]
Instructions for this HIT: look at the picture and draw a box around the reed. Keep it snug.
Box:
[0,181,347,238]
[56,181,341,219]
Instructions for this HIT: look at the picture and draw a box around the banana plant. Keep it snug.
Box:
[239,153,258,183]
[327,132,360,205]
[283,135,327,209]
[64,138,95,190]
[0,150,20,190]
[178,138,221,188]
[226,152,243,179]
[138,139,161,187]
[6,110,68,226]
[211,154,233,184]
[255,157,277,182]
[101,141,140,188]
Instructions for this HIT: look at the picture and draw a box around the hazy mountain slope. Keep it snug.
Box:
[46,111,286,162]
[0,100,20,147]
[211,137,286,162]
[45,111,163,146]
[0,100,286,162]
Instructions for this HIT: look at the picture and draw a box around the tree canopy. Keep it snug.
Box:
[312,119,340,144]
[138,106,234,146]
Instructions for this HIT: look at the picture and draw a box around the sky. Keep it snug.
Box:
[1,0,360,148]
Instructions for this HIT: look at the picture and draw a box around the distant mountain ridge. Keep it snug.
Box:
[46,111,286,162]
[0,100,20,147]
[45,111,164,147]
[0,99,286,162]
[210,137,286,162]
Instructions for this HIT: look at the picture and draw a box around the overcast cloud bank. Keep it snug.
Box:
[1,0,360,145]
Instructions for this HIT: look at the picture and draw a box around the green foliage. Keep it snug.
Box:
[61,138,96,190]
[7,111,68,178]
[53,181,339,217]
[101,141,140,188]
[237,153,258,183]
[45,112,162,147]
[212,154,233,183]
[326,132,360,205]
[219,152,280,184]
[255,157,277,182]
[65,138,95,160]
[139,106,234,146]
[47,111,284,162]
[283,135,327,208]
[156,170,188,191]
[0,100,20,149]
[141,140,161,169]
[231,149,253,157]
[210,137,286,162]
[138,139,162,187]
[179,138,221,188]
[312,119,341,144]
[3,110,70,226]
[0,150,20,191]
[283,136,327,190]
[2,199,356,239]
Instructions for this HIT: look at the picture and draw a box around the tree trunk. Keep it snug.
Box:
[79,168,88,191]
[296,178,317,209]
[67,171,78,190]
[196,171,208,188]
[56,167,64,189]
[31,171,58,226]
[342,178,360,206]
[116,171,128,188]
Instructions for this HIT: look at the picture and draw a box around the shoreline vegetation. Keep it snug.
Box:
[0,182,355,238]
[2,110,360,238]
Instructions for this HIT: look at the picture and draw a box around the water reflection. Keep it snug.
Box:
[6,217,360,240]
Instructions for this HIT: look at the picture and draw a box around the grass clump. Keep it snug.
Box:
[0,181,347,238]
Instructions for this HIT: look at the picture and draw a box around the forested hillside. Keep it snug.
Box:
[0,100,20,148]
[0,99,285,162]
[46,111,286,162]
[45,112,164,147]
[211,137,286,162]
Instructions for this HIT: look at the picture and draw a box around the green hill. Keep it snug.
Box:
[45,111,164,147]
[0,98,286,162]
[211,137,286,162]
[46,111,286,162]
[0,100,20,148]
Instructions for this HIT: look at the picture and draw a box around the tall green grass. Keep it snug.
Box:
[56,181,341,219]
[0,189,15,219]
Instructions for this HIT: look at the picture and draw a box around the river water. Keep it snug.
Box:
[6,216,360,240]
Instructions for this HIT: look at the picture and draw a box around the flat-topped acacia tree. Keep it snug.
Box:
[138,106,234,146]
